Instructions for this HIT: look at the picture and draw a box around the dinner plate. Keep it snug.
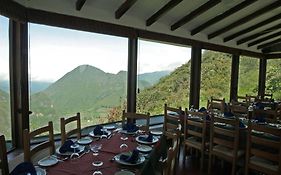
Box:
[89,130,111,137]
[35,167,46,175]
[114,153,145,166]
[119,130,137,135]
[114,170,135,175]
[136,145,152,153]
[135,135,159,145]
[38,156,58,167]
[77,137,93,145]
[104,125,116,130]
[150,131,162,136]
[56,145,85,156]
[252,130,264,135]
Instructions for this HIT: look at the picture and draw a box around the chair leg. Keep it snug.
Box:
[208,153,212,174]
[231,160,236,175]
[200,151,204,171]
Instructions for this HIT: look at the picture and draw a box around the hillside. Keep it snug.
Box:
[0,89,11,139]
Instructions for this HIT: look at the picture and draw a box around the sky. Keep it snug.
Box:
[0,16,191,82]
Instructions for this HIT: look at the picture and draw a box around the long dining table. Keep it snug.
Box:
[46,132,146,175]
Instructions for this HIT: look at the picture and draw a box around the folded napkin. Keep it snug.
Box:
[224,112,235,118]
[239,121,246,128]
[120,149,139,163]
[205,114,211,121]
[59,140,76,153]
[198,107,207,112]
[94,125,104,135]
[139,133,153,142]
[254,115,266,123]
[10,162,36,175]
[255,102,265,110]
[123,123,139,132]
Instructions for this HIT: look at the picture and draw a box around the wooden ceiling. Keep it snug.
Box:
[10,0,281,54]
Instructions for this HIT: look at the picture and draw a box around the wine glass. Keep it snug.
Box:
[91,144,103,175]
[70,143,79,159]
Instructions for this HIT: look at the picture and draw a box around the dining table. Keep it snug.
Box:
[44,131,155,175]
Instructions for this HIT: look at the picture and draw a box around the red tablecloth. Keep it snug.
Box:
[46,133,141,175]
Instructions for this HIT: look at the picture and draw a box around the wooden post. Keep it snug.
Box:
[258,58,267,97]
[230,54,240,101]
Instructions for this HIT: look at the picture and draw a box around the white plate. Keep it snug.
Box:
[38,156,58,167]
[136,135,159,145]
[119,130,137,135]
[104,125,116,130]
[150,131,162,136]
[77,137,93,145]
[114,153,145,166]
[89,130,111,137]
[35,167,46,175]
[136,145,152,153]
[56,145,85,156]
[114,170,135,175]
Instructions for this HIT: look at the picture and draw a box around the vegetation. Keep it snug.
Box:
[1,51,281,138]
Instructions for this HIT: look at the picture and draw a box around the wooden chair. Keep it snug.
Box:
[0,134,9,175]
[122,110,150,132]
[161,132,180,175]
[262,93,273,101]
[207,97,225,113]
[23,121,55,162]
[208,116,244,175]
[245,122,281,175]
[233,95,249,107]
[246,94,257,103]
[230,103,248,118]
[60,112,81,145]
[253,108,278,123]
[164,104,183,133]
[183,108,207,170]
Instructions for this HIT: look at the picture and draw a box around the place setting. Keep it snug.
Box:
[56,140,86,158]
[89,125,112,139]
[135,132,159,145]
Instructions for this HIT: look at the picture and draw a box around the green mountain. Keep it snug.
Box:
[138,71,170,88]
[0,89,11,139]
[0,80,51,94]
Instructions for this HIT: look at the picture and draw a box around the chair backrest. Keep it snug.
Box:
[253,109,277,123]
[0,134,9,175]
[246,94,257,103]
[230,103,248,117]
[262,93,273,101]
[23,121,55,162]
[184,108,207,147]
[207,97,225,113]
[246,122,281,174]
[164,104,183,133]
[122,110,150,132]
[162,132,180,175]
[60,113,81,145]
[209,116,240,158]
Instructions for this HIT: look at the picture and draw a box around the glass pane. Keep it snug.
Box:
[200,50,231,107]
[238,56,259,96]
[266,59,281,100]
[0,16,12,149]
[29,23,127,134]
[137,40,191,115]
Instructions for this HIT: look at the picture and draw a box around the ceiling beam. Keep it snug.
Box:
[248,30,281,47]
[76,0,86,11]
[258,38,281,50]
[115,0,137,19]
[208,1,281,39]
[236,23,281,45]
[231,14,281,45]
[171,0,221,31]
[262,42,281,54]
[191,0,257,36]
[146,0,182,27]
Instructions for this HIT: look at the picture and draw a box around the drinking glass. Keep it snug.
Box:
[91,144,103,175]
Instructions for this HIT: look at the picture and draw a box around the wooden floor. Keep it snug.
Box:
[175,146,244,175]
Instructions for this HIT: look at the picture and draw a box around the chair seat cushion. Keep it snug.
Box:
[213,145,244,158]
[250,156,278,172]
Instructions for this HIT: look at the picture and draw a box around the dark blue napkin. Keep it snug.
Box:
[255,115,266,123]
[205,114,211,121]
[198,107,207,112]
[10,162,36,175]
[94,125,104,135]
[224,112,234,118]
[239,121,246,128]
[255,102,265,110]
[123,123,139,132]
[59,140,75,153]
[139,133,153,142]
[120,149,139,163]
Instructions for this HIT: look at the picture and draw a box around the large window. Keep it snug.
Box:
[29,24,128,133]
[266,59,281,100]
[200,50,231,106]
[238,56,259,97]
[136,40,190,115]
[0,16,12,148]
